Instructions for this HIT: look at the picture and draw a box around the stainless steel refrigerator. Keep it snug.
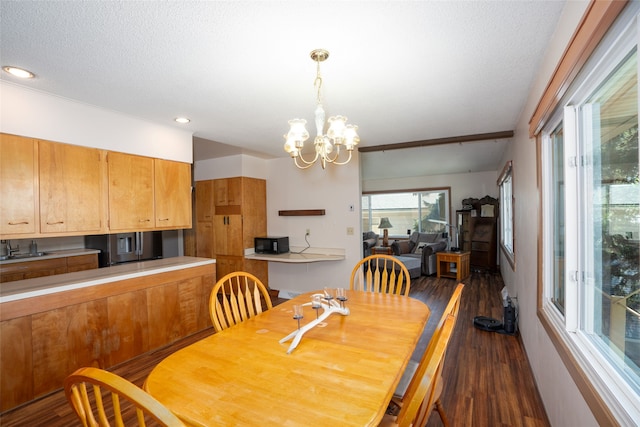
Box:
[85,231,163,267]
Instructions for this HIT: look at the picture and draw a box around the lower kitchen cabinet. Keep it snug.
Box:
[0,261,215,411]
[0,253,99,283]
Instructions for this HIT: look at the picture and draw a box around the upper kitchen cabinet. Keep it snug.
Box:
[214,177,242,208]
[195,180,214,222]
[39,140,104,234]
[107,152,155,231]
[108,152,193,232]
[0,134,38,236]
[154,158,192,229]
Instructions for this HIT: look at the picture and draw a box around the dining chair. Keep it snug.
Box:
[350,254,411,296]
[209,271,273,332]
[391,283,464,426]
[380,314,457,427]
[64,367,185,427]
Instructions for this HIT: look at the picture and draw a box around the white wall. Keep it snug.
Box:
[0,82,193,162]
[194,154,361,296]
[499,1,598,425]
[265,156,362,295]
[194,154,268,181]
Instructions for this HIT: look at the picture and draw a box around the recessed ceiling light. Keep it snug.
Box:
[2,66,35,79]
[175,117,190,124]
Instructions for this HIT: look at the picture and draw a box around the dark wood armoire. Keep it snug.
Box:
[457,196,498,271]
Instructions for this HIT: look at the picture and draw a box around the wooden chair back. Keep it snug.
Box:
[64,367,184,427]
[209,271,273,332]
[350,254,411,296]
[392,283,464,426]
[382,314,457,427]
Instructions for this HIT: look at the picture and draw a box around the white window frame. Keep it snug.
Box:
[540,5,640,424]
[498,160,515,269]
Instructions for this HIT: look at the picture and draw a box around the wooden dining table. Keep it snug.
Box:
[144,290,430,426]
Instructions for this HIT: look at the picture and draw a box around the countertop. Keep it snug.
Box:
[244,246,345,263]
[0,248,101,264]
[0,256,216,303]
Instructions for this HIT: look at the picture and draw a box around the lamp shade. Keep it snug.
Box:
[378,217,393,229]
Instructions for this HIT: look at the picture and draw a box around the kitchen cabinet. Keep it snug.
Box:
[214,177,242,207]
[107,152,155,231]
[0,134,38,236]
[0,253,99,283]
[195,180,214,222]
[0,261,215,411]
[66,253,100,272]
[39,140,104,234]
[214,213,243,256]
[1,133,193,237]
[195,180,215,258]
[107,154,192,232]
[195,177,267,284]
[154,158,192,229]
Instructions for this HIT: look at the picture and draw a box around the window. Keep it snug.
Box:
[362,188,451,237]
[498,161,514,268]
[540,6,640,422]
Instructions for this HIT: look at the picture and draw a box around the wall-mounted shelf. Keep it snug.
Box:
[278,209,325,216]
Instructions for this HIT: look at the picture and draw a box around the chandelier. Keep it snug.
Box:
[283,49,360,169]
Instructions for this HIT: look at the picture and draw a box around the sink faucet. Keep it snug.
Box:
[7,240,19,256]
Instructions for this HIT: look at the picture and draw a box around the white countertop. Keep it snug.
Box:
[244,246,345,263]
[0,248,100,264]
[0,256,215,303]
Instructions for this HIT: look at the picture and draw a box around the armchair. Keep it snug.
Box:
[362,231,379,257]
[391,232,448,275]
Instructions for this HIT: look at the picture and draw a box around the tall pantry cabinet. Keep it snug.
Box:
[195,177,268,286]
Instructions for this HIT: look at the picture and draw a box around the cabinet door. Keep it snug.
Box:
[22,258,67,279]
[154,159,192,229]
[215,255,244,280]
[196,221,214,258]
[66,254,99,272]
[195,180,214,222]
[0,134,38,236]
[214,177,242,207]
[213,214,243,256]
[39,141,103,234]
[108,152,154,231]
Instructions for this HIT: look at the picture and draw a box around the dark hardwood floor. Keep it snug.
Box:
[0,271,549,426]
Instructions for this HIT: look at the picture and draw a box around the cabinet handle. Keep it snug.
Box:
[46,221,64,225]
[8,221,29,225]
[139,219,151,222]
[159,218,169,221]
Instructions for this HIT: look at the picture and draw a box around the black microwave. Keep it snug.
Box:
[254,236,289,254]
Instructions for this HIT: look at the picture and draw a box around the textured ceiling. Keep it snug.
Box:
[0,1,565,178]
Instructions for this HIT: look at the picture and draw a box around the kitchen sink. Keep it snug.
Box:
[1,252,50,260]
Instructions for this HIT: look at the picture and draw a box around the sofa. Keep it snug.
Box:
[363,231,379,257]
[390,232,448,276]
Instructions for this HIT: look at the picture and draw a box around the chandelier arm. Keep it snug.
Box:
[296,150,320,166]
[330,150,354,166]
[293,156,317,170]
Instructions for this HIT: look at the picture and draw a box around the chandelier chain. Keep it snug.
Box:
[314,59,323,104]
